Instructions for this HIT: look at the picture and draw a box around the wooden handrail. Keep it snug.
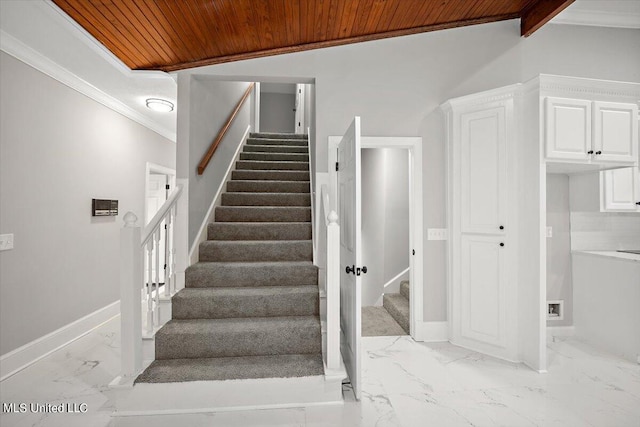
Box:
[197,82,255,175]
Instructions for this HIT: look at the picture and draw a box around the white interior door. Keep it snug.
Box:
[338,117,362,399]
[295,84,305,134]
[146,173,168,284]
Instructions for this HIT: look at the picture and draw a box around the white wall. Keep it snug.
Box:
[260,92,295,133]
[176,78,252,246]
[546,174,573,327]
[0,52,175,354]
[177,21,640,321]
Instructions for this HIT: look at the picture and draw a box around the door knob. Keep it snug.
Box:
[345,265,355,274]
[499,225,504,230]
[500,242,505,247]
[356,266,368,276]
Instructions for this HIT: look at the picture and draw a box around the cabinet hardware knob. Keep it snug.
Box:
[346,265,355,274]
[499,225,504,230]
[595,151,602,155]
[587,150,594,154]
[500,243,505,247]
[636,202,640,205]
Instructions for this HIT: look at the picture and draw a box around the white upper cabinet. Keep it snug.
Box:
[546,97,592,161]
[545,97,638,168]
[601,167,639,211]
[593,101,638,163]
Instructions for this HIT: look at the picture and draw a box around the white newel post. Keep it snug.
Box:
[120,212,142,378]
[326,210,341,370]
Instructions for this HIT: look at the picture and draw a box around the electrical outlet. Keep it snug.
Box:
[427,228,448,241]
[0,234,14,251]
[546,226,553,238]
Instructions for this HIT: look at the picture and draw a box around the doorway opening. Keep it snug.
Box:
[259,83,306,134]
[328,135,424,340]
[360,148,411,337]
[144,163,176,288]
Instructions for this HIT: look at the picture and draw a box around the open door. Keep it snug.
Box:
[295,84,305,134]
[338,117,363,399]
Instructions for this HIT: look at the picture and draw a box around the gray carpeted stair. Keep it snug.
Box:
[244,145,308,153]
[172,286,319,319]
[136,132,321,384]
[227,180,310,193]
[198,240,312,262]
[207,222,311,241]
[215,206,311,222]
[236,160,309,170]
[231,170,310,181]
[383,281,410,334]
[155,316,321,359]
[222,192,310,206]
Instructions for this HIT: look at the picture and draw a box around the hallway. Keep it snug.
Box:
[1,317,639,426]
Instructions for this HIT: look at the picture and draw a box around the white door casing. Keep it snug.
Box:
[337,117,362,400]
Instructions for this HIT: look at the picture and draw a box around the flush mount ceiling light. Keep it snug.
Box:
[145,98,174,112]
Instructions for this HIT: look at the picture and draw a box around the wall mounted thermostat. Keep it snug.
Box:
[92,199,118,216]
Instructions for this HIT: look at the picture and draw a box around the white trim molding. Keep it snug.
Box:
[0,301,120,381]
[413,321,449,342]
[0,30,176,142]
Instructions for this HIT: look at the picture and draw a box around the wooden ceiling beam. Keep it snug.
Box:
[520,0,575,37]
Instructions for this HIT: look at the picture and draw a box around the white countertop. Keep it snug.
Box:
[572,250,640,263]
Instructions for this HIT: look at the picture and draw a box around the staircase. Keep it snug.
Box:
[118,133,342,414]
[383,280,410,334]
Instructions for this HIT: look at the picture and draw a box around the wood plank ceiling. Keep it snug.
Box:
[52,0,574,72]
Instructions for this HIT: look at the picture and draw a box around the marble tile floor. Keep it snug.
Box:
[1,316,639,427]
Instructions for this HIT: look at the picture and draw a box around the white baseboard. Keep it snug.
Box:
[546,325,575,343]
[547,325,575,335]
[188,124,251,265]
[413,321,449,342]
[0,301,120,381]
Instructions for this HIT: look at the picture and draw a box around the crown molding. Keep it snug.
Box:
[441,83,521,111]
[551,8,640,29]
[0,30,176,142]
[535,74,640,101]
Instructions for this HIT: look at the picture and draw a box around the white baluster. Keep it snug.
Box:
[146,239,154,333]
[154,228,161,325]
[164,215,171,297]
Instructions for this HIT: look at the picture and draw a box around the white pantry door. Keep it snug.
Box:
[338,117,363,399]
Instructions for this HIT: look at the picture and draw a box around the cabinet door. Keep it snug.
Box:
[601,167,640,211]
[459,235,507,349]
[545,97,592,161]
[593,102,638,163]
[460,107,507,234]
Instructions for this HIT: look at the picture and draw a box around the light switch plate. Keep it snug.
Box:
[0,234,14,251]
[427,228,448,241]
